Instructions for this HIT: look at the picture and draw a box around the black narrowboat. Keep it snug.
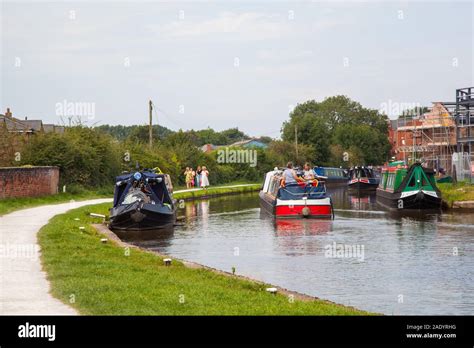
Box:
[348,166,379,191]
[109,170,176,230]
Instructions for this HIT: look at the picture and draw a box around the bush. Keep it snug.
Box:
[21,127,122,188]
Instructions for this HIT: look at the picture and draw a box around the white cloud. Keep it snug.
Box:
[149,11,291,41]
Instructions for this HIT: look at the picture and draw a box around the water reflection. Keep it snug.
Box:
[273,218,332,236]
[116,189,473,315]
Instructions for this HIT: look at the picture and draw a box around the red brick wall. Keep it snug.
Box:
[0,166,59,199]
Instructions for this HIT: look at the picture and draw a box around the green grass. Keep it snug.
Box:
[0,190,111,216]
[38,202,371,315]
[438,181,474,208]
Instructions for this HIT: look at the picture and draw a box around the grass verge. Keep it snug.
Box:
[174,183,261,200]
[438,182,474,208]
[0,190,110,216]
[38,202,370,315]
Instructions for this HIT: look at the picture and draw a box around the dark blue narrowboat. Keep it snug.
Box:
[109,170,176,230]
[313,166,349,187]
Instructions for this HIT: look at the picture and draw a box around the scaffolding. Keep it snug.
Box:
[394,102,456,174]
[454,87,474,182]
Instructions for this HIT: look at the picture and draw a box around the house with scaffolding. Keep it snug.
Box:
[390,102,456,172]
[389,87,474,182]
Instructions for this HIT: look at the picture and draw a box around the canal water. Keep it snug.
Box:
[122,189,474,315]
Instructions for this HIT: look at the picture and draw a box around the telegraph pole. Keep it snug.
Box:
[295,125,298,161]
[149,100,153,149]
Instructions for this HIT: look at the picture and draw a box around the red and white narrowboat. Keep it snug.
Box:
[259,169,334,219]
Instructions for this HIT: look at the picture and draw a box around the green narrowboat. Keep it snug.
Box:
[376,161,442,210]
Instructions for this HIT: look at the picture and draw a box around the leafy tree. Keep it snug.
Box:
[266,140,316,168]
[332,124,390,165]
[96,124,172,142]
[281,96,390,165]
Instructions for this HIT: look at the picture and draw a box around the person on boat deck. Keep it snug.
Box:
[303,162,315,180]
[195,166,202,187]
[282,162,303,185]
[200,166,210,189]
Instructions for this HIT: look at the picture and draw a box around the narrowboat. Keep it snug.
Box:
[259,169,333,219]
[109,170,177,230]
[376,161,442,210]
[348,166,379,191]
[313,166,349,187]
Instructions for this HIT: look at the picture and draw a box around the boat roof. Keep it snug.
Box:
[313,166,345,170]
[115,171,164,182]
[388,160,406,167]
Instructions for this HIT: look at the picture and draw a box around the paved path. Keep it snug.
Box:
[0,198,112,315]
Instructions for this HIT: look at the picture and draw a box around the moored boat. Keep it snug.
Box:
[259,169,333,219]
[376,161,442,210]
[109,169,177,230]
[348,166,379,191]
[313,166,349,187]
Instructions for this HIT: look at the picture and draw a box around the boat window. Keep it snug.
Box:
[422,175,429,187]
[379,173,386,188]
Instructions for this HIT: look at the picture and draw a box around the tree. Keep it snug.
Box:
[266,140,316,167]
[281,96,390,165]
[332,124,390,165]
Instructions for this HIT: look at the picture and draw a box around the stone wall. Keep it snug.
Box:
[0,166,59,199]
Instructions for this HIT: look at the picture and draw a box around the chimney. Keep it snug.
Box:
[5,108,12,118]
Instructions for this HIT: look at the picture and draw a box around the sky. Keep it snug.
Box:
[1,0,473,138]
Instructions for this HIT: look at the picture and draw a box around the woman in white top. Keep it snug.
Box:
[303,162,315,180]
[200,166,210,189]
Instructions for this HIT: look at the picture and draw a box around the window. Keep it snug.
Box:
[408,174,416,187]
[379,173,386,188]
[422,175,429,187]
[387,173,395,189]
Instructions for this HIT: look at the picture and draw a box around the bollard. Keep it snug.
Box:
[266,287,278,295]
[90,213,106,218]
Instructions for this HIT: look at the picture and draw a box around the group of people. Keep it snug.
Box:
[184,166,210,189]
[282,162,316,185]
